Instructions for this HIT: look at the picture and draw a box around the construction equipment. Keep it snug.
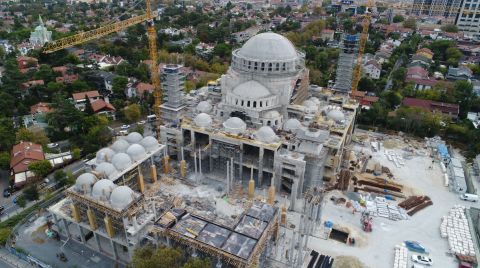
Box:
[360,211,373,232]
[351,0,375,92]
[42,0,162,139]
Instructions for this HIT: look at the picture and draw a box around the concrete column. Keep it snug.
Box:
[150,164,157,183]
[62,218,71,238]
[110,239,118,260]
[239,145,244,181]
[137,167,145,193]
[258,147,264,185]
[93,232,101,251]
[87,208,98,230]
[248,167,255,200]
[289,181,298,211]
[77,224,86,244]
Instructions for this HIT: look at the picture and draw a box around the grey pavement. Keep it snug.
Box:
[15,212,120,268]
[0,248,30,268]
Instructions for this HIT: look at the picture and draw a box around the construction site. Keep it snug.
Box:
[17,5,479,265]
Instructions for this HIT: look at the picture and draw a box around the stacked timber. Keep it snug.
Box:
[398,196,433,216]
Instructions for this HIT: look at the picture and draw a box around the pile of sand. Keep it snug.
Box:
[333,255,367,268]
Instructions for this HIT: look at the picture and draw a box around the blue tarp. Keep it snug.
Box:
[437,144,450,159]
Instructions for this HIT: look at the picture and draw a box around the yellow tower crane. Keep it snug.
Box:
[43,0,162,139]
[351,0,375,93]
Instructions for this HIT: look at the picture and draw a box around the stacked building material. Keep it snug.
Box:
[364,197,408,221]
[398,195,433,216]
[440,206,475,257]
[393,245,408,268]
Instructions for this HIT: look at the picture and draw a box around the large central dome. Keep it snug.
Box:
[237,32,298,61]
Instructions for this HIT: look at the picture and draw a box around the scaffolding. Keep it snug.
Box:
[332,34,358,93]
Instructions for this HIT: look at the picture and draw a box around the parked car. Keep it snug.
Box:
[411,255,433,266]
[138,120,146,125]
[460,193,478,202]
[3,189,10,198]
[47,143,59,149]
[119,130,128,136]
[120,124,130,130]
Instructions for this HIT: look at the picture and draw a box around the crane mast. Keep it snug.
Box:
[351,0,374,93]
[43,0,162,139]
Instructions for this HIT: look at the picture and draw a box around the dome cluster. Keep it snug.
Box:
[75,172,136,210]
[93,132,159,178]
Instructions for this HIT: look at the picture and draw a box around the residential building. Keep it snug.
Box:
[320,29,335,41]
[195,43,215,59]
[363,59,382,79]
[10,141,45,187]
[29,16,52,46]
[86,71,114,96]
[455,0,480,41]
[411,0,461,23]
[403,97,460,118]
[17,56,39,73]
[126,82,155,98]
[72,90,102,111]
[406,66,439,90]
[349,91,379,108]
[446,66,473,80]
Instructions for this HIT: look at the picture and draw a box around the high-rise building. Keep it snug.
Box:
[410,0,462,23]
[159,64,187,124]
[455,0,480,41]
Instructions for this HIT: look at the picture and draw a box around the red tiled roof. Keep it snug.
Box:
[365,59,381,70]
[90,99,115,113]
[403,97,459,115]
[52,66,68,75]
[30,102,52,114]
[407,66,429,79]
[406,77,438,86]
[72,90,100,101]
[10,141,45,174]
[56,74,78,83]
[417,47,433,55]
[136,82,154,96]
[21,80,44,89]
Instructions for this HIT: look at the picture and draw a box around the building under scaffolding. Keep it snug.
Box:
[332,34,358,93]
[161,32,358,211]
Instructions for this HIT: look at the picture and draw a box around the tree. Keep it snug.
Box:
[358,77,376,92]
[403,18,417,29]
[71,80,90,92]
[392,15,404,23]
[441,24,458,33]
[0,118,16,151]
[0,152,10,170]
[445,47,462,66]
[213,43,231,58]
[84,96,94,115]
[183,258,211,268]
[23,185,39,201]
[15,127,50,148]
[28,160,52,178]
[131,246,182,268]
[16,195,26,208]
[72,148,81,160]
[112,76,128,97]
[0,228,12,246]
[124,104,141,123]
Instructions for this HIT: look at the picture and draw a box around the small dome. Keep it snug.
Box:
[223,117,246,135]
[126,144,146,162]
[140,136,159,152]
[233,81,271,99]
[91,179,116,200]
[96,148,115,163]
[283,118,302,132]
[126,132,143,143]
[255,126,278,144]
[237,32,298,62]
[95,162,117,180]
[327,109,345,122]
[194,113,213,128]
[302,100,317,108]
[263,110,281,119]
[196,101,212,113]
[110,186,134,210]
[111,139,130,153]
[75,173,97,193]
[111,153,132,170]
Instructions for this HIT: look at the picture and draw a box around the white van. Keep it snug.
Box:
[460,193,479,202]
